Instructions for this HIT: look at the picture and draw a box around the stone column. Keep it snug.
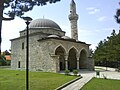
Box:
[65,55,68,70]
[77,57,79,70]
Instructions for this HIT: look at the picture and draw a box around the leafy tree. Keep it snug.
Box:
[89,48,94,57]
[0,51,7,66]
[0,0,61,57]
[0,50,11,66]
[115,2,120,24]
[94,2,120,68]
[94,29,120,68]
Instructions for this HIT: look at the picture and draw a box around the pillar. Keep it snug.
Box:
[65,55,68,70]
[77,57,79,70]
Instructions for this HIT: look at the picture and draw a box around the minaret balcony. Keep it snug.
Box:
[69,14,78,20]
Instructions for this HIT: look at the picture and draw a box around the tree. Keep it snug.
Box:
[0,51,7,66]
[94,30,120,68]
[0,0,61,57]
[89,48,94,57]
[115,4,120,24]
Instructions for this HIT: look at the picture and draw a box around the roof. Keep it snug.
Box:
[29,19,62,31]
[38,37,91,46]
[5,55,11,60]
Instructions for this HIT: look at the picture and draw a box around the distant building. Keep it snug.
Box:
[1,50,11,61]
[5,55,11,61]
[11,0,94,72]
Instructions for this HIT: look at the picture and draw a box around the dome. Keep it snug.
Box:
[48,35,59,38]
[29,19,62,31]
[61,36,70,39]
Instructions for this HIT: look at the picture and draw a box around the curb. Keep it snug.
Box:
[55,76,82,90]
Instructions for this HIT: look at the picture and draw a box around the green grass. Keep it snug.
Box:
[81,78,120,90]
[0,69,76,90]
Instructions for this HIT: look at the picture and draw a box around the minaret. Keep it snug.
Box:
[69,0,78,40]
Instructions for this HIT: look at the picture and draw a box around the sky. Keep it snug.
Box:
[2,0,120,51]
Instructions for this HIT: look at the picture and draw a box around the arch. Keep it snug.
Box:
[55,46,66,71]
[68,46,78,54]
[79,49,88,69]
[68,47,77,71]
[54,45,67,55]
[78,48,88,57]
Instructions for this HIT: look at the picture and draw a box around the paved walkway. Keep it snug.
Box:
[61,67,120,90]
[61,71,95,90]
[95,66,120,80]
[62,71,95,90]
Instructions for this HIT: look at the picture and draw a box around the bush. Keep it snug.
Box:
[64,69,70,75]
[0,59,7,66]
[73,70,78,76]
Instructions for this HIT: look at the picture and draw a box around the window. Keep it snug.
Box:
[18,61,20,68]
[22,42,24,49]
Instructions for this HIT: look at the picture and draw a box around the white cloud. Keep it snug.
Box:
[97,16,107,21]
[86,7,100,15]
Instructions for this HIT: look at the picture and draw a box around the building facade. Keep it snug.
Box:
[11,0,94,72]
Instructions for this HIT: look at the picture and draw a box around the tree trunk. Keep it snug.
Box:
[0,0,4,57]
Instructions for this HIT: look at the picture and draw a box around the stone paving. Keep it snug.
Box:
[61,71,95,90]
[61,67,120,90]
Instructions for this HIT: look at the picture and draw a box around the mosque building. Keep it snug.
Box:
[11,0,94,72]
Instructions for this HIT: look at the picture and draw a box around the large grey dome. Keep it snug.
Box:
[29,19,62,31]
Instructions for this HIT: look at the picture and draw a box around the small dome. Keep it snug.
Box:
[61,36,70,39]
[48,35,59,38]
[29,19,62,31]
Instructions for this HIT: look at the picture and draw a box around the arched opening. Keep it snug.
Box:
[55,46,65,71]
[68,48,77,71]
[79,49,87,69]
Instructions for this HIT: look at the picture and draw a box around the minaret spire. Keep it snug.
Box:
[69,0,78,40]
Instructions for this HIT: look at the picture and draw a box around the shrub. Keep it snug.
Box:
[73,70,78,76]
[64,69,70,75]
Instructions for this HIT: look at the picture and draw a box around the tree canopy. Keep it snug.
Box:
[93,30,120,62]
[115,3,120,24]
[3,0,61,18]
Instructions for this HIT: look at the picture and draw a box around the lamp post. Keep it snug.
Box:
[22,16,32,90]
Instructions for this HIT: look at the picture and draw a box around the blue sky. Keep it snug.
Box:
[2,0,120,51]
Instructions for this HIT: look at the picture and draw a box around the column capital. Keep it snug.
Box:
[64,55,68,60]
[77,57,79,61]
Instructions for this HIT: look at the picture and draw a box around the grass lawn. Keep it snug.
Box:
[0,69,76,90]
[81,78,120,90]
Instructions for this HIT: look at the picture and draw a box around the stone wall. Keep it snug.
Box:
[11,38,26,69]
